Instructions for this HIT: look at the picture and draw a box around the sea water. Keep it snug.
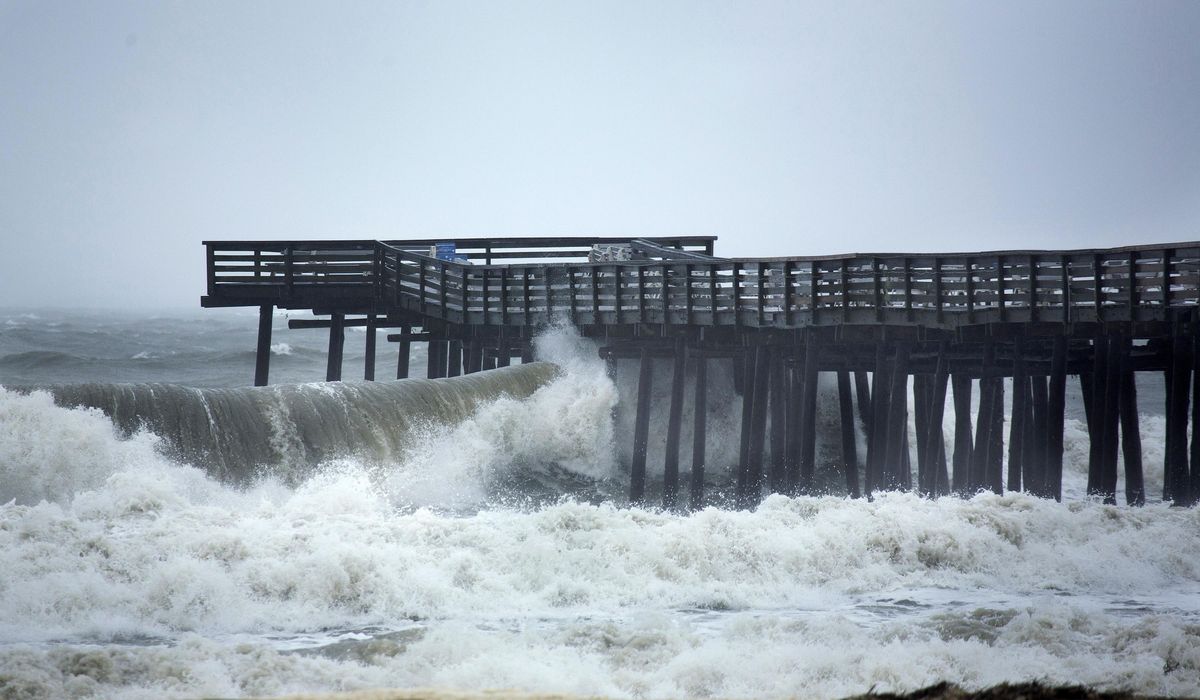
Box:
[1,308,1198,699]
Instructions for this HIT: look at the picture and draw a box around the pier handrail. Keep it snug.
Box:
[206,238,1200,327]
[372,240,1200,327]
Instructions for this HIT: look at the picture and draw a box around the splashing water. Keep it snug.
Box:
[0,315,1198,699]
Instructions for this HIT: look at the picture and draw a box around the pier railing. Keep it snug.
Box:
[376,242,1200,327]
[207,239,1200,327]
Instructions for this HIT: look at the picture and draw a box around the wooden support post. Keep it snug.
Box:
[913,375,930,491]
[784,354,802,494]
[363,318,377,381]
[854,370,873,447]
[798,338,820,494]
[1190,327,1200,507]
[768,350,788,494]
[469,339,485,374]
[521,341,535,364]
[1165,333,1191,504]
[630,348,654,505]
[970,373,994,494]
[254,304,272,387]
[837,370,860,498]
[1098,334,1122,504]
[427,339,447,379]
[987,377,1004,494]
[1027,376,1049,496]
[865,345,891,496]
[662,338,687,510]
[1007,341,1028,493]
[497,329,511,368]
[1046,335,1068,501]
[742,345,772,508]
[325,313,345,382]
[1118,336,1144,506]
[1085,336,1107,497]
[883,344,910,491]
[736,347,757,506]
[951,374,973,496]
[446,340,462,378]
[396,324,411,379]
[690,353,708,510]
[733,353,746,397]
[922,343,950,497]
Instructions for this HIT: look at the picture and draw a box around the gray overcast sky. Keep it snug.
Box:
[2,0,1198,308]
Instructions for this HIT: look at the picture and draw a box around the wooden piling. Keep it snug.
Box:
[768,350,788,493]
[662,338,686,510]
[326,312,345,382]
[865,345,891,496]
[1165,333,1191,504]
[883,344,910,491]
[736,347,757,505]
[914,375,930,489]
[1098,335,1122,503]
[797,338,820,494]
[784,355,802,494]
[987,377,1004,494]
[1190,327,1200,507]
[690,353,708,510]
[1046,335,1068,501]
[497,329,511,368]
[396,324,411,379]
[837,370,860,498]
[1007,341,1028,493]
[630,348,654,505]
[446,340,462,378]
[951,374,973,496]
[1117,335,1144,505]
[254,304,273,387]
[467,339,484,374]
[1027,375,1049,496]
[971,379,993,494]
[921,343,950,497]
[742,345,772,507]
[1085,335,1108,498]
[854,370,873,446]
[427,339,447,379]
[363,318,377,381]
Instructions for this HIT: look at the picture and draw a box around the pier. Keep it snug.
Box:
[202,237,1200,508]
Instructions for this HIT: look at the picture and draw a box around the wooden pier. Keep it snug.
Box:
[202,236,1200,508]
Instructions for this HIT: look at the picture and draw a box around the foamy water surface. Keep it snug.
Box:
[1,310,1198,699]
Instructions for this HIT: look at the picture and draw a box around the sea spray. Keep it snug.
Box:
[1,319,1197,699]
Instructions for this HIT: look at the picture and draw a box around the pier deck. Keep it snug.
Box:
[202,236,1200,508]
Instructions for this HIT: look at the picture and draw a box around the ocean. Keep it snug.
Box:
[1,308,1198,699]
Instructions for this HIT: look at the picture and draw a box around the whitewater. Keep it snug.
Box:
[1,309,1198,699]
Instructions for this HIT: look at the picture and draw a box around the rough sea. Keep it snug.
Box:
[1,307,1198,699]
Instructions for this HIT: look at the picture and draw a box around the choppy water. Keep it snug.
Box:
[1,308,1198,699]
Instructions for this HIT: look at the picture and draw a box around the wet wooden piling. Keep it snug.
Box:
[254,304,273,386]
[325,313,345,382]
[662,338,686,510]
[630,348,654,504]
[690,353,708,510]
